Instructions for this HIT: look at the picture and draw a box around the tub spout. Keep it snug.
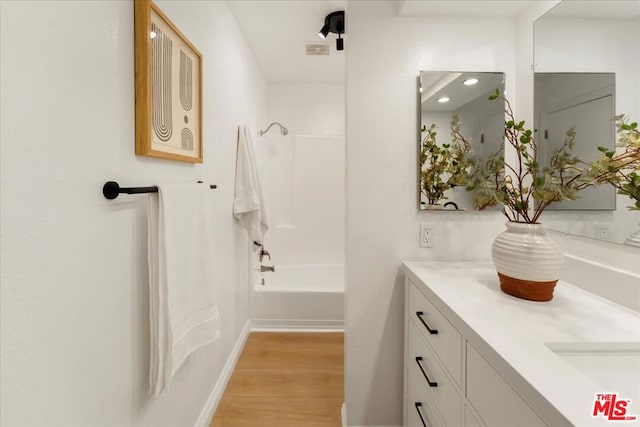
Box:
[260,265,275,273]
[259,248,271,262]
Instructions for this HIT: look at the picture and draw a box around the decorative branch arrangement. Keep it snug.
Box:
[462,90,640,223]
[588,116,640,210]
[420,116,470,207]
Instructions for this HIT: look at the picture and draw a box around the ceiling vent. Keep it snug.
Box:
[305,42,330,56]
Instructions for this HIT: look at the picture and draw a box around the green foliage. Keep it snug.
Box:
[420,116,471,206]
[587,115,640,210]
[618,172,640,210]
[463,92,640,223]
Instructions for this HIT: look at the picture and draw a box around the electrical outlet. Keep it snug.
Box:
[594,224,610,241]
[420,224,434,248]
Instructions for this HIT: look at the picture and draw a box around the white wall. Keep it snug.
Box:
[550,230,640,312]
[260,83,345,267]
[0,1,265,426]
[345,7,517,425]
[345,2,638,425]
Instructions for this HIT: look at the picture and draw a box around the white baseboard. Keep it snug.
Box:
[251,318,344,332]
[194,319,251,427]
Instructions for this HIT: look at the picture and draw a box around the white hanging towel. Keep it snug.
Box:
[147,183,220,397]
[233,125,269,245]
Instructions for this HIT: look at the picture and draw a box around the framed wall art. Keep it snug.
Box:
[134,0,203,163]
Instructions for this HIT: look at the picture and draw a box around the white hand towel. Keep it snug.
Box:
[233,125,269,245]
[147,183,220,397]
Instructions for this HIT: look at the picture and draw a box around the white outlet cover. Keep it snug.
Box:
[420,223,433,248]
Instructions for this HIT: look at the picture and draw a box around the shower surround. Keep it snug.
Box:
[252,83,345,330]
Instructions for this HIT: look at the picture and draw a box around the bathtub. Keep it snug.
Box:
[250,264,344,331]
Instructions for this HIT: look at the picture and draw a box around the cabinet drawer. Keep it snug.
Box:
[466,343,547,427]
[407,364,446,427]
[408,279,462,387]
[464,406,485,427]
[408,321,462,426]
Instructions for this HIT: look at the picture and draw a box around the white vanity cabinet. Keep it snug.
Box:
[404,275,547,427]
[402,262,640,427]
[466,343,546,427]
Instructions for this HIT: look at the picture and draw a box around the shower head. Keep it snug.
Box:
[260,122,289,136]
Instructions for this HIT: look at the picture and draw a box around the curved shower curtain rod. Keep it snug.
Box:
[259,122,289,136]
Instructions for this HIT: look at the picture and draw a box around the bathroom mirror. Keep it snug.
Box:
[418,71,505,211]
[534,0,640,244]
[534,72,616,211]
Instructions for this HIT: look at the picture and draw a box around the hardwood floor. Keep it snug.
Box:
[210,332,344,427]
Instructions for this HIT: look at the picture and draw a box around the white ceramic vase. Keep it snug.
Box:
[625,223,640,248]
[492,222,563,301]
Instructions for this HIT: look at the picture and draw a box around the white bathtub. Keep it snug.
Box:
[250,264,344,330]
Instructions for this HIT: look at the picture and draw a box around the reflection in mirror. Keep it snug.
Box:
[534,0,640,245]
[419,71,505,211]
[534,72,616,210]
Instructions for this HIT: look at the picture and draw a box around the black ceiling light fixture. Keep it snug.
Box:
[318,11,345,51]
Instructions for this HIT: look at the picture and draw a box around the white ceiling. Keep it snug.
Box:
[347,0,537,17]
[420,71,505,112]
[228,0,639,84]
[227,0,532,84]
[541,0,640,19]
[398,1,536,17]
[228,1,347,83]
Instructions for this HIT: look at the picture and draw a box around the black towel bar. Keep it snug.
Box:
[103,181,217,200]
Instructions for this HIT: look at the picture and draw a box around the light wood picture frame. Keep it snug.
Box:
[134,0,203,163]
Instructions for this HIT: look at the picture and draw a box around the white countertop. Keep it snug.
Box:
[402,261,640,427]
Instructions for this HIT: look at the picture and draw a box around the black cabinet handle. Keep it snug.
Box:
[415,311,438,334]
[414,402,428,427]
[415,357,438,387]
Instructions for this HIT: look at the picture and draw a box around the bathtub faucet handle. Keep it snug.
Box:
[260,265,275,273]
[259,248,271,262]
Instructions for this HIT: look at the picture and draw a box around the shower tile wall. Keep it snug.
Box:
[260,83,345,267]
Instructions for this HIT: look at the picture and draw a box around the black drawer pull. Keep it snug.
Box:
[415,356,438,387]
[415,311,438,334]
[414,402,428,427]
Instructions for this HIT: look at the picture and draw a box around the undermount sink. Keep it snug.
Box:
[545,342,640,402]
